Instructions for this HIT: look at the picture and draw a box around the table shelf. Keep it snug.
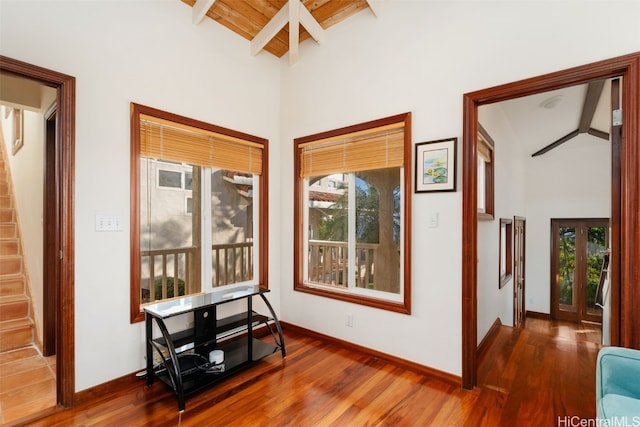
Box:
[144,286,285,412]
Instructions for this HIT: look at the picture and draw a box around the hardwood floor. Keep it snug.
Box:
[0,346,56,425]
[11,318,600,427]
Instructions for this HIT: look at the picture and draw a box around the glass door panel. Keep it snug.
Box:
[558,226,577,313]
[585,226,607,317]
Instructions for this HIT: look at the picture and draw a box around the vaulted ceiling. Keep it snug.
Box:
[181,0,378,63]
[490,79,612,158]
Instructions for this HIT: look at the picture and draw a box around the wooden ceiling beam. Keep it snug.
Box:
[366,0,381,17]
[289,0,300,64]
[251,1,290,55]
[251,0,325,62]
[192,0,216,25]
[299,2,325,44]
[531,129,580,157]
[578,79,605,133]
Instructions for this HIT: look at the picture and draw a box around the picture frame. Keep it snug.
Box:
[499,218,513,289]
[12,108,24,155]
[415,137,457,193]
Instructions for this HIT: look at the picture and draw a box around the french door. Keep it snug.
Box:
[551,218,609,323]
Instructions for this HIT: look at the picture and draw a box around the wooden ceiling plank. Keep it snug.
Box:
[251,1,290,55]
[228,0,290,49]
[187,0,370,59]
[207,2,258,39]
[299,1,325,43]
[302,0,332,14]
[289,0,300,64]
[193,0,217,24]
[312,1,369,28]
[207,1,288,56]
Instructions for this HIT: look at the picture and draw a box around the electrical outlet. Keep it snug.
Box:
[346,312,353,327]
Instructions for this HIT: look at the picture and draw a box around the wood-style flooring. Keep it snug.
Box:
[9,318,601,426]
[0,346,56,426]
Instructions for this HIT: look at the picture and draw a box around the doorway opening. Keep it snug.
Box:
[0,56,75,410]
[462,52,640,389]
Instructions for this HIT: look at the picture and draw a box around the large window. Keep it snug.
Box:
[294,113,412,313]
[130,103,268,322]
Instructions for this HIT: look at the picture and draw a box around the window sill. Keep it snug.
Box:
[294,282,410,314]
[478,212,494,221]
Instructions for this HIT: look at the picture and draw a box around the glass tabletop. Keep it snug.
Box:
[143,285,265,319]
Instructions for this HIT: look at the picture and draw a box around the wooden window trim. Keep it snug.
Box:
[293,113,412,314]
[130,103,269,323]
[477,124,495,220]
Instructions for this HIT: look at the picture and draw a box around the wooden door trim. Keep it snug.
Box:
[43,104,57,357]
[462,51,640,389]
[513,216,525,328]
[0,56,76,406]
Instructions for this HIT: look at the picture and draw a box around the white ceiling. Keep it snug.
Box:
[486,79,613,157]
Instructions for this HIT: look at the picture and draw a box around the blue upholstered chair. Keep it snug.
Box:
[596,346,640,419]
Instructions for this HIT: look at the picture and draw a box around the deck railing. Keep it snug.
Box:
[141,240,377,302]
[307,240,378,288]
[211,242,253,286]
[141,242,253,302]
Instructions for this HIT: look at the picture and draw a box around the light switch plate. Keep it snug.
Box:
[95,215,123,231]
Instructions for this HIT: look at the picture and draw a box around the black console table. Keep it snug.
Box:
[144,285,285,412]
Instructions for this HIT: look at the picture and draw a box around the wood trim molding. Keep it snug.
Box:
[129,103,270,323]
[462,51,640,390]
[526,311,551,320]
[292,112,412,315]
[74,372,151,406]
[281,321,461,386]
[476,317,502,358]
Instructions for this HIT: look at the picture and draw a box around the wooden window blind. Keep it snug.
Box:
[140,114,263,175]
[299,122,405,177]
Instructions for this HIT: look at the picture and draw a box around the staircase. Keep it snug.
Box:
[0,145,35,352]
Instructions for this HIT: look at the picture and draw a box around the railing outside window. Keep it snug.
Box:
[307,240,377,289]
[141,242,253,303]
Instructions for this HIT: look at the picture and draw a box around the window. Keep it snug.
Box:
[294,113,412,313]
[499,218,513,288]
[478,124,494,219]
[130,103,268,322]
[157,167,193,190]
[158,169,182,188]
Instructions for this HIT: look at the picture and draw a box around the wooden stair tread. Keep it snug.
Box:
[0,318,33,331]
[0,294,28,303]
[0,144,35,354]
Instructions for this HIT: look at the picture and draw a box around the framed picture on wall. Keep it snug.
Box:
[12,108,24,155]
[415,137,457,193]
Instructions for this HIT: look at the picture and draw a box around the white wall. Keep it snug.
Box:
[524,135,611,314]
[279,1,640,376]
[1,0,639,391]
[476,104,527,340]
[0,0,281,391]
[475,99,611,343]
